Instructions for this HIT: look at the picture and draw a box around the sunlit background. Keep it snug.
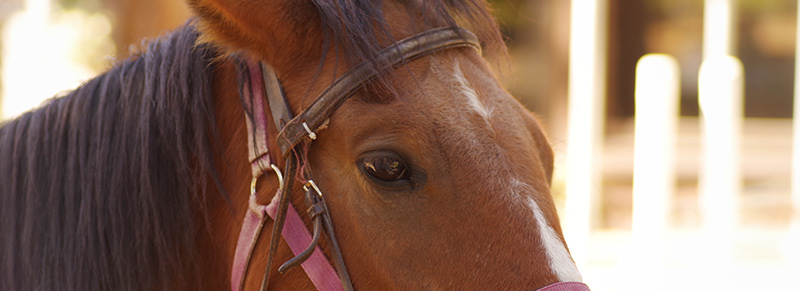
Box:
[0,0,190,119]
[0,0,798,290]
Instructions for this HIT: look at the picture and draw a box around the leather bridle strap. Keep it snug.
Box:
[260,63,293,133]
[275,27,481,155]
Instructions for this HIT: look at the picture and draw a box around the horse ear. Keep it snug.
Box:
[187,0,324,72]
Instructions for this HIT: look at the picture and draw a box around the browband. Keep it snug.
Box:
[275,27,481,155]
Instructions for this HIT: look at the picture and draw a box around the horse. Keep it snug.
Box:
[0,0,589,290]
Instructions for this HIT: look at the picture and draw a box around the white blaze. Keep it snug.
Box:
[439,58,580,281]
[452,62,492,122]
[514,179,583,282]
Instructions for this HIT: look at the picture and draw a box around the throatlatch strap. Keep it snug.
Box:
[261,63,293,131]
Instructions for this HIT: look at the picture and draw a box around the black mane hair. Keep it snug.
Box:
[311,0,505,68]
[0,22,222,290]
[305,0,506,102]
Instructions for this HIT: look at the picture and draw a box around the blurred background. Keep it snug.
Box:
[0,0,797,290]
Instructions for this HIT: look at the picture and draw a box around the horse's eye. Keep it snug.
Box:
[362,155,409,182]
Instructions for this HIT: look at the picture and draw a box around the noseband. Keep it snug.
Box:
[231,27,591,291]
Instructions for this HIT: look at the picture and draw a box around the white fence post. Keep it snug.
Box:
[630,54,680,289]
[703,0,737,60]
[698,56,743,290]
[565,0,608,269]
[699,0,739,287]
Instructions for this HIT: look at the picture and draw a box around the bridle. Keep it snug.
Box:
[231,27,480,291]
[230,27,591,291]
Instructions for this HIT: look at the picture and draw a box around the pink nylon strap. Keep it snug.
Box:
[536,282,591,291]
[243,62,274,177]
[230,194,271,291]
[263,192,343,291]
[230,190,343,291]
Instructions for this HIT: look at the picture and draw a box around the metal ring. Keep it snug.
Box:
[250,175,260,197]
[270,164,285,191]
[251,164,285,197]
[302,122,317,140]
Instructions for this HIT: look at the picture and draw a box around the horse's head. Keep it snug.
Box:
[190,0,584,289]
[305,52,584,289]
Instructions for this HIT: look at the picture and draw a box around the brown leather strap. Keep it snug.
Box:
[315,188,352,290]
[276,27,481,155]
[261,63,294,129]
[260,154,298,291]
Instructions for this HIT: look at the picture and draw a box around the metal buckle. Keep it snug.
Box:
[303,180,323,198]
[302,122,317,140]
